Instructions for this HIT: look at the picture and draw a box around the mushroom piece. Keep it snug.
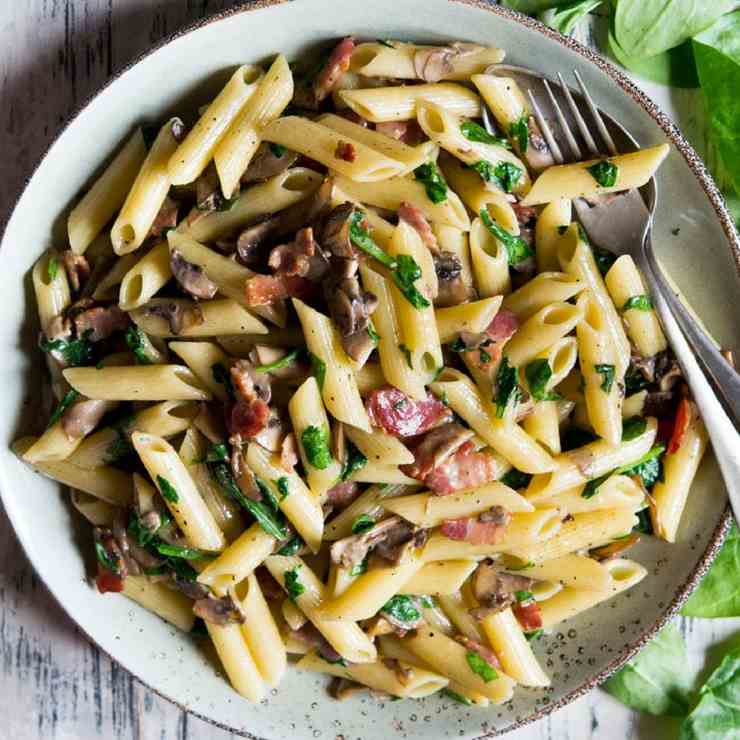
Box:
[403,421,474,480]
[144,300,204,335]
[236,216,279,266]
[242,142,299,183]
[470,559,534,616]
[523,116,556,171]
[148,195,179,237]
[327,276,378,365]
[61,399,117,439]
[73,304,130,342]
[170,248,218,300]
[330,516,419,569]
[268,227,330,281]
[412,43,484,83]
[62,250,91,294]
[321,202,358,260]
[192,593,246,625]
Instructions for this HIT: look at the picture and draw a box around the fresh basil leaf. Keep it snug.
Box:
[381,595,421,626]
[587,160,619,187]
[622,416,647,441]
[341,441,367,481]
[619,444,665,489]
[414,162,448,204]
[255,348,301,373]
[348,209,397,268]
[500,469,532,489]
[156,475,179,503]
[47,389,80,428]
[539,0,602,35]
[466,650,497,683]
[301,425,332,470]
[501,0,576,14]
[40,330,95,367]
[495,356,521,418]
[623,294,654,311]
[284,567,305,602]
[269,143,287,158]
[391,254,431,309]
[525,359,561,401]
[603,622,691,716]
[125,325,154,365]
[352,514,376,535]
[309,352,327,391]
[509,116,529,153]
[594,363,616,392]
[682,523,740,617]
[480,208,534,266]
[460,120,510,147]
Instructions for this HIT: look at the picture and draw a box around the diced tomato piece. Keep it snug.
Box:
[667,398,692,455]
[513,600,542,631]
[96,566,124,594]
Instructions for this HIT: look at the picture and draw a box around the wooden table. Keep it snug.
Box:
[1,2,737,738]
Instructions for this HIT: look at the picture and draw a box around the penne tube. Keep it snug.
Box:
[70,491,121,527]
[207,621,265,702]
[400,560,478,595]
[92,252,140,301]
[121,576,195,632]
[500,553,614,592]
[469,215,512,298]
[33,252,71,333]
[349,462,419,485]
[325,483,411,541]
[535,198,572,272]
[534,474,646,516]
[169,341,231,401]
[522,401,561,455]
[502,272,584,321]
[344,424,414,466]
[437,592,486,642]
[436,297,502,344]
[118,241,172,310]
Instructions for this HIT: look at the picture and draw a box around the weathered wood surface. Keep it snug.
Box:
[0,2,737,739]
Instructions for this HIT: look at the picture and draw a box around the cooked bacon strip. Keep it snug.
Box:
[398,202,438,252]
[267,227,329,281]
[314,36,355,103]
[440,505,511,544]
[512,599,542,631]
[424,441,502,495]
[366,386,453,438]
[402,422,473,480]
[459,308,519,375]
[244,274,316,306]
[73,304,129,342]
[335,140,357,162]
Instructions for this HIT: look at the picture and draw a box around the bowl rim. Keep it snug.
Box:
[0,0,735,737]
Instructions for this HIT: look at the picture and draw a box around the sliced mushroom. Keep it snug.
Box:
[268,227,330,281]
[242,142,299,183]
[148,195,179,237]
[523,116,556,171]
[73,304,130,342]
[61,399,117,439]
[62,250,91,295]
[170,248,218,300]
[413,43,484,83]
[192,593,246,625]
[471,559,533,615]
[236,216,279,266]
[321,202,358,260]
[330,515,416,569]
[144,300,204,335]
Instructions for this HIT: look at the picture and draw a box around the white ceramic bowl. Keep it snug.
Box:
[1,1,737,737]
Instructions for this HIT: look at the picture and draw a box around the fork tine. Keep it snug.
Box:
[542,78,581,161]
[573,70,619,156]
[557,72,600,157]
[526,89,564,164]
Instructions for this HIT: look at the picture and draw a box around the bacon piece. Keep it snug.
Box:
[398,202,439,252]
[267,227,329,281]
[425,442,502,495]
[460,309,519,374]
[335,140,357,162]
[402,422,473,480]
[512,600,542,631]
[244,274,316,305]
[366,387,452,438]
[325,480,360,511]
[667,398,693,455]
[230,359,271,404]
[62,251,91,294]
[375,120,425,145]
[440,505,510,544]
[280,432,299,471]
[73,304,129,342]
[454,635,501,671]
[229,398,270,439]
[314,36,355,103]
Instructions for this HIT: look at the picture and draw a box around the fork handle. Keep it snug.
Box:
[641,242,740,427]
[634,248,740,511]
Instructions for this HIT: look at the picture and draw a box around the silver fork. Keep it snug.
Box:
[518,69,740,517]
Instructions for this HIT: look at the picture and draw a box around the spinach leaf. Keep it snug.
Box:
[682,523,740,617]
[622,416,647,441]
[155,543,210,560]
[255,348,301,374]
[341,441,367,481]
[284,567,305,602]
[587,160,619,187]
[466,651,498,682]
[301,425,332,470]
[156,475,179,503]
[623,295,654,311]
[539,0,603,36]
[95,542,121,574]
[460,120,510,148]
[509,116,529,153]
[391,254,431,309]
[40,330,95,367]
[381,595,421,626]
[619,444,665,489]
[125,325,155,365]
[414,162,448,204]
[348,210,396,268]
[471,160,523,192]
[495,357,522,418]
[480,208,534,266]
[500,468,532,490]
[525,359,561,401]
[205,443,228,463]
[594,363,616,392]
[104,416,135,463]
[309,352,326,391]
[277,536,304,556]
[614,0,735,58]
[351,514,375,534]
[269,143,287,158]
[48,389,80,428]
[603,622,691,716]
[441,688,473,705]
[350,554,369,577]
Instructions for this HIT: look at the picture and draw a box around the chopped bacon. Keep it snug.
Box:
[366,386,453,438]
[325,481,360,511]
[267,227,329,281]
[229,398,270,439]
[230,359,270,404]
[398,202,438,252]
[440,505,510,544]
[314,36,355,103]
[335,140,357,162]
[460,309,519,373]
[73,304,129,342]
[402,422,473,480]
[95,567,124,594]
[375,120,425,146]
[454,635,501,671]
[667,398,693,454]
[486,308,520,343]
[513,600,543,631]
[425,441,502,495]
[62,251,91,294]
[244,274,316,305]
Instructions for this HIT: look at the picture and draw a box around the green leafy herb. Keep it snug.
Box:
[255,348,301,374]
[525,359,561,401]
[561,426,597,451]
[391,254,431,309]
[350,554,369,577]
[284,567,305,602]
[525,629,544,642]
[418,595,434,608]
[509,115,530,153]
[539,0,603,36]
[442,687,473,705]
[255,477,280,513]
[582,472,610,499]
[156,476,179,503]
[341,441,367,481]
[460,120,509,147]
[623,295,654,311]
[480,208,534,266]
[40,330,95,367]
[301,425,332,470]
[211,362,234,396]
[348,209,396,267]
[625,364,651,395]
[593,246,617,276]
[269,143,287,158]
[470,160,497,183]
[619,444,665,489]
[277,536,304,556]
[515,590,534,602]
[471,160,524,192]
[594,363,616,392]
[381,595,422,626]
[95,542,121,574]
[155,543,209,560]
[309,352,327,391]
[367,322,380,342]
[104,416,135,463]
[47,389,80,428]
[351,514,375,535]
[274,476,290,500]
[500,469,532,490]
[399,343,413,369]
[47,255,59,281]
[414,162,448,204]
[206,443,229,463]
[587,160,619,187]
[603,622,691,716]
[622,416,648,441]
[682,523,740,617]
[125,325,154,365]
[495,357,521,418]
[466,650,498,683]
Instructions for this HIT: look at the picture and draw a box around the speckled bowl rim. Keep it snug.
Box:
[0,0,736,738]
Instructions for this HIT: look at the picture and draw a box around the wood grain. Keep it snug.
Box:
[0,3,736,740]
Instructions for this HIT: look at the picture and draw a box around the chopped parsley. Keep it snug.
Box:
[274,476,290,500]
[399,343,413,369]
[442,688,473,705]
[622,417,647,442]
[381,595,421,626]
[47,255,59,281]
[301,425,332,469]
[525,359,561,401]
[348,210,396,268]
[471,160,523,193]
[622,295,653,312]
[40,329,94,367]
[509,115,529,153]
[256,477,280,512]
[391,254,431,309]
[460,120,510,147]
[211,362,234,396]
[284,567,305,602]
[414,162,448,204]
[206,443,229,463]
[156,475,179,503]
[494,357,521,418]
[480,208,534,266]
[125,325,154,365]
[277,536,304,556]
[269,143,287,158]
[155,543,210,560]
[586,160,619,188]
[47,389,80,428]
[466,651,497,683]
[341,441,367,481]
[308,352,326,391]
[255,348,301,374]
[351,514,375,535]
[500,468,532,490]
[594,363,616,393]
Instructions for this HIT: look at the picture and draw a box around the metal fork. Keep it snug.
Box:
[516,68,740,516]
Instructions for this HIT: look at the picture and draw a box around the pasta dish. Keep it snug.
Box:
[14,37,706,706]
